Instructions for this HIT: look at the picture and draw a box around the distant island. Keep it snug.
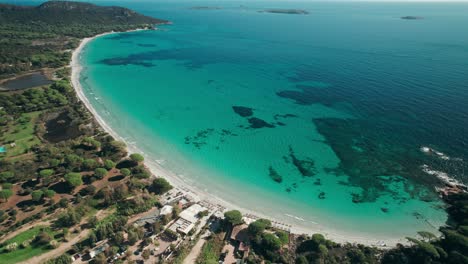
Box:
[259,9,309,15]
[401,16,424,20]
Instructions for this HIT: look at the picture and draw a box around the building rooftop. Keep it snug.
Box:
[160,205,173,216]
[179,203,206,223]
[169,218,195,235]
[135,208,160,226]
[168,203,207,235]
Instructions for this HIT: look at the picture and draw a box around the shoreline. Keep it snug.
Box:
[71,29,411,248]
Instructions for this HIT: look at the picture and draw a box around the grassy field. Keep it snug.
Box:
[0,111,42,158]
[0,225,57,264]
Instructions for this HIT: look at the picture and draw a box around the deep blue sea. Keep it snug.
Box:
[7,0,468,242]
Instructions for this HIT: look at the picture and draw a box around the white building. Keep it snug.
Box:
[169,204,206,235]
[160,205,173,216]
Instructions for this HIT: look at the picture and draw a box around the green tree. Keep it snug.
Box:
[0,189,13,201]
[104,160,115,170]
[418,231,437,242]
[0,171,15,182]
[2,183,13,189]
[94,168,107,179]
[46,254,72,264]
[248,219,271,236]
[31,190,44,202]
[151,178,172,194]
[35,231,52,245]
[82,137,101,149]
[92,253,107,264]
[296,256,309,264]
[120,168,131,177]
[261,232,282,251]
[83,159,98,170]
[64,173,83,189]
[65,154,83,168]
[82,185,96,196]
[130,153,144,163]
[51,80,72,94]
[142,249,150,260]
[318,244,328,256]
[44,189,56,198]
[39,169,54,178]
[311,234,326,245]
[276,230,289,245]
[224,210,243,226]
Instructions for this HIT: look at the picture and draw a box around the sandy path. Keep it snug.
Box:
[0,221,51,244]
[183,230,210,264]
[18,229,91,264]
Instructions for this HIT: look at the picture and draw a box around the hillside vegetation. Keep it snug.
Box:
[0,0,167,78]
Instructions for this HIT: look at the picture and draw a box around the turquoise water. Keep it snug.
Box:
[78,1,468,240]
[0,146,5,153]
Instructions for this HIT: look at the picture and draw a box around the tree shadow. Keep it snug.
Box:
[21,179,39,189]
[49,181,73,194]
[116,160,136,169]
[108,175,125,182]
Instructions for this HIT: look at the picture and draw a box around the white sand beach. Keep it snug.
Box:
[71,30,408,248]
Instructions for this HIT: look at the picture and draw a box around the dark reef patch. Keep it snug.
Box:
[106,31,150,40]
[351,193,363,204]
[232,106,254,117]
[99,56,155,67]
[274,114,298,120]
[184,128,214,149]
[137,43,157,47]
[184,128,238,149]
[286,182,299,193]
[268,166,283,183]
[289,146,316,177]
[401,16,424,20]
[248,117,275,129]
[220,129,238,137]
[312,118,453,203]
[318,192,326,199]
[98,47,259,70]
[276,122,286,126]
[277,85,338,105]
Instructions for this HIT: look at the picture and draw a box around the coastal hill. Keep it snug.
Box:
[0,1,166,27]
[0,1,167,79]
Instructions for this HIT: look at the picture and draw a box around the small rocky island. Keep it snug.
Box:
[401,16,424,20]
[259,9,309,15]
